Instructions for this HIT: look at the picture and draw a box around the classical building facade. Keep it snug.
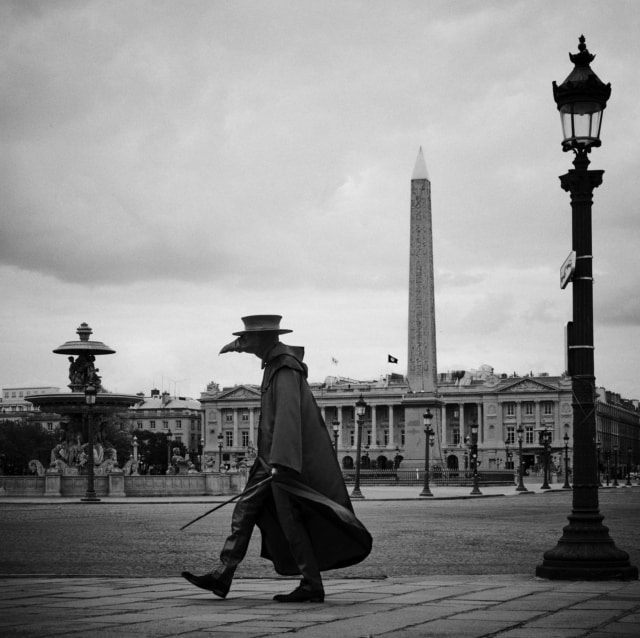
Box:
[199,370,640,475]
[1,386,63,431]
[198,150,640,476]
[129,389,203,457]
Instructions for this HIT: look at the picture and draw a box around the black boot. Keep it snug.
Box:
[181,571,229,599]
[273,585,324,603]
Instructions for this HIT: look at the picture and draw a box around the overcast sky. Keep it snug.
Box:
[2,0,640,400]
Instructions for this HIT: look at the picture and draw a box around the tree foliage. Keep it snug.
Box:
[0,419,59,474]
[131,429,186,473]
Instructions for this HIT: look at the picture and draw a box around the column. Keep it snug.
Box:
[337,405,344,448]
[249,408,256,445]
[477,402,483,443]
[460,403,465,442]
[233,408,239,448]
[388,405,395,447]
[440,404,447,447]
[371,405,377,448]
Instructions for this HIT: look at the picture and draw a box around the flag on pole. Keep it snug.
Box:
[388,355,398,364]
[331,357,339,365]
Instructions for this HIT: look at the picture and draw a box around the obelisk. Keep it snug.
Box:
[407,147,437,393]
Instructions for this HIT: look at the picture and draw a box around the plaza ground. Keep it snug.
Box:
[1,480,639,636]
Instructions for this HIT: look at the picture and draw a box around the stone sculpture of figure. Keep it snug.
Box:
[245,441,257,466]
[99,447,119,473]
[50,440,69,472]
[68,357,80,385]
[172,448,190,475]
[67,434,84,467]
[28,460,46,475]
[123,457,139,476]
[68,354,103,391]
[203,455,216,472]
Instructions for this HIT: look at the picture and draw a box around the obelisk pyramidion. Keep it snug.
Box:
[407,147,437,393]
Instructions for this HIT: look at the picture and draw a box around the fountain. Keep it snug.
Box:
[26,323,140,500]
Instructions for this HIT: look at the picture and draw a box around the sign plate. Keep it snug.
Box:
[560,251,576,289]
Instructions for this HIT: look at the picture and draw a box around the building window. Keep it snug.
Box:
[176,420,182,429]
[241,412,249,422]
[505,403,516,417]
[542,401,553,415]
[524,402,534,415]
[225,412,233,423]
[525,426,535,444]
[383,430,389,446]
[506,427,515,444]
[241,431,249,447]
[150,420,156,429]
[137,421,143,429]
[401,430,406,446]
[225,431,233,447]
[453,429,460,445]
[47,423,53,431]
[349,430,355,447]
[162,420,169,430]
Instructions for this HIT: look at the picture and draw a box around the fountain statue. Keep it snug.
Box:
[26,323,139,498]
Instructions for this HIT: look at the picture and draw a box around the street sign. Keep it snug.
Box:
[560,251,576,289]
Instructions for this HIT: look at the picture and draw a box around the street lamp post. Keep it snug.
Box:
[612,445,619,487]
[540,427,552,491]
[626,447,632,487]
[166,429,173,474]
[596,440,602,487]
[198,437,204,471]
[351,395,366,499]
[537,36,637,580]
[133,435,138,462]
[81,384,99,502]
[563,433,572,490]
[217,433,224,472]
[420,409,434,497]
[604,449,610,486]
[516,425,528,492]
[332,419,340,457]
[469,422,481,496]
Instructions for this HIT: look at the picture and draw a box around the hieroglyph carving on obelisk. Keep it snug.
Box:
[407,147,437,393]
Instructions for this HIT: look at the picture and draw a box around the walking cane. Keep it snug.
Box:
[179,475,273,531]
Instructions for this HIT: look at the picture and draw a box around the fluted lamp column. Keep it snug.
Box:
[419,409,434,497]
[536,35,637,580]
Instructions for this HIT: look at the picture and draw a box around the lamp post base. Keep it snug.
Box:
[419,487,433,497]
[350,487,365,499]
[81,495,101,503]
[536,510,638,581]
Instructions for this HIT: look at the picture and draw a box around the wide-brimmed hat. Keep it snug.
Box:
[232,315,292,336]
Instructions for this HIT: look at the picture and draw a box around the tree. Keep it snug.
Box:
[131,429,186,473]
[0,419,59,474]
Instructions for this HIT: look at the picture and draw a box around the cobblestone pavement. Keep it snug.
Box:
[2,574,639,637]
[1,485,638,579]
[1,484,639,636]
